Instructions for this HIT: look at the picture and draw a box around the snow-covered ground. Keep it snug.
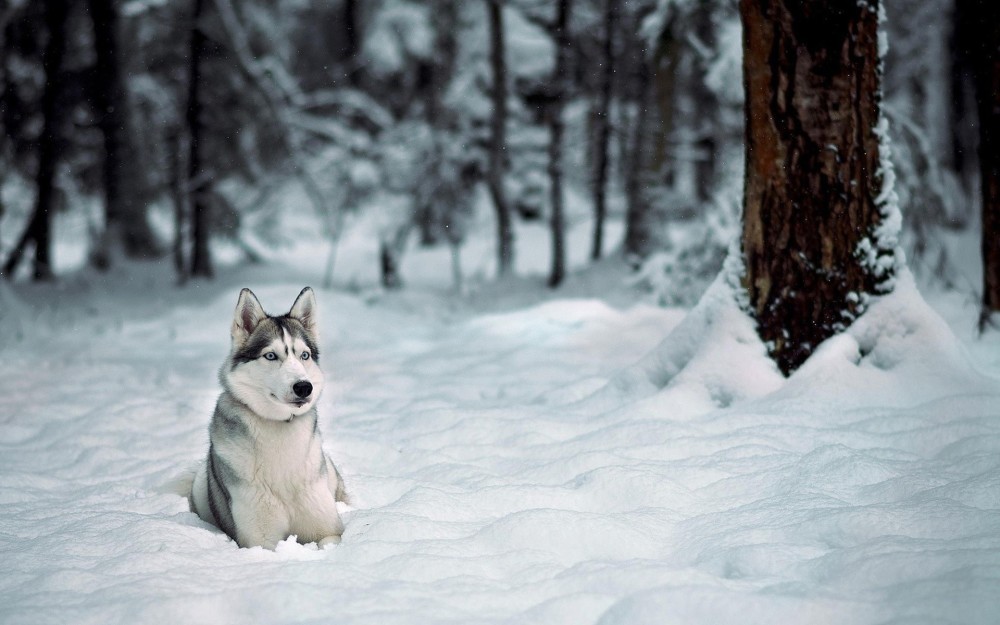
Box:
[1,219,999,624]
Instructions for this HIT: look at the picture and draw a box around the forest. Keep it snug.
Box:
[1,1,999,624]
[1,0,996,317]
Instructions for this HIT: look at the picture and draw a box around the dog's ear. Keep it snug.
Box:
[288,286,318,339]
[232,288,266,347]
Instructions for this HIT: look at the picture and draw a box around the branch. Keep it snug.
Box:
[210,0,333,217]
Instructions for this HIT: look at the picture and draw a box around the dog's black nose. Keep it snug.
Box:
[292,381,313,398]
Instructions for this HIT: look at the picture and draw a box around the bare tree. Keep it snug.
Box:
[590,0,617,261]
[949,0,979,195]
[343,0,360,87]
[487,0,514,277]
[740,0,897,374]
[2,0,68,281]
[547,0,572,288]
[963,0,1000,326]
[87,0,157,269]
[186,0,212,278]
[622,3,666,262]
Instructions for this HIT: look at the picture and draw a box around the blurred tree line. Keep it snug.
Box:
[0,0,996,317]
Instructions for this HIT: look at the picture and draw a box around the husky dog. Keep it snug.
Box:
[191,287,348,549]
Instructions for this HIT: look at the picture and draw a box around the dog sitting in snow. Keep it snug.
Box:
[191,287,348,549]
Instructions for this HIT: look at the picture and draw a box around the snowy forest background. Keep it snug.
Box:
[0,0,992,304]
[3,2,1000,623]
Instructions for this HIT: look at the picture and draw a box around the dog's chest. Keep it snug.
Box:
[247,417,325,496]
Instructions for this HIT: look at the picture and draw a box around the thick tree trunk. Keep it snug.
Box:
[949,0,978,192]
[590,0,617,261]
[486,0,514,277]
[87,0,121,270]
[87,0,157,268]
[740,0,894,374]
[2,0,68,281]
[969,1,1000,323]
[186,0,212,279]
[0,15,9,249]
[547,0,572,288]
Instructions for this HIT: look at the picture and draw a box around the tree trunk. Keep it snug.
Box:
[186,0,212,279]
[449,241,464,293]
[418,0,458,247]
[87,0,157,268]
[740,0,896,374]
[168,130,188,284]
[486,0,514,277]
[547,0,572,288]
[2,0,68,281]
[692,4,718,204]
[379,225,410,290]
[590,0,617,261]
[968,0,1000,324]
[623,5,669,262]
[343,0,360,86]
[949,0,978,193]
[623,52,654,261]
[648,33,679,188]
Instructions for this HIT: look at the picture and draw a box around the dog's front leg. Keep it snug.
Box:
[291,482,344,547]
[229,490,290,549]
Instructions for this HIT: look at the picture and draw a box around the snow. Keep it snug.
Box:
[362,2,434,76]
[2,233,999,624]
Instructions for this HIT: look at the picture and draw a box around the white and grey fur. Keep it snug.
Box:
[191,287,348,549]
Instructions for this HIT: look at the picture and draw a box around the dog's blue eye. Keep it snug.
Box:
[264,352,277,361]
[301,351,310,361]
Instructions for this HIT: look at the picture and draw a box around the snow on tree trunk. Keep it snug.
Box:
[739,0,898,374]
[487,0,514,278]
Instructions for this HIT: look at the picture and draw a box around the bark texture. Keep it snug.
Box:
[740,0,891,374]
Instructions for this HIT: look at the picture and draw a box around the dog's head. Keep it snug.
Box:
[222,287,325,421]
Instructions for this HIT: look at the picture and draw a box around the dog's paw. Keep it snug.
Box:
[318,535,342,548]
